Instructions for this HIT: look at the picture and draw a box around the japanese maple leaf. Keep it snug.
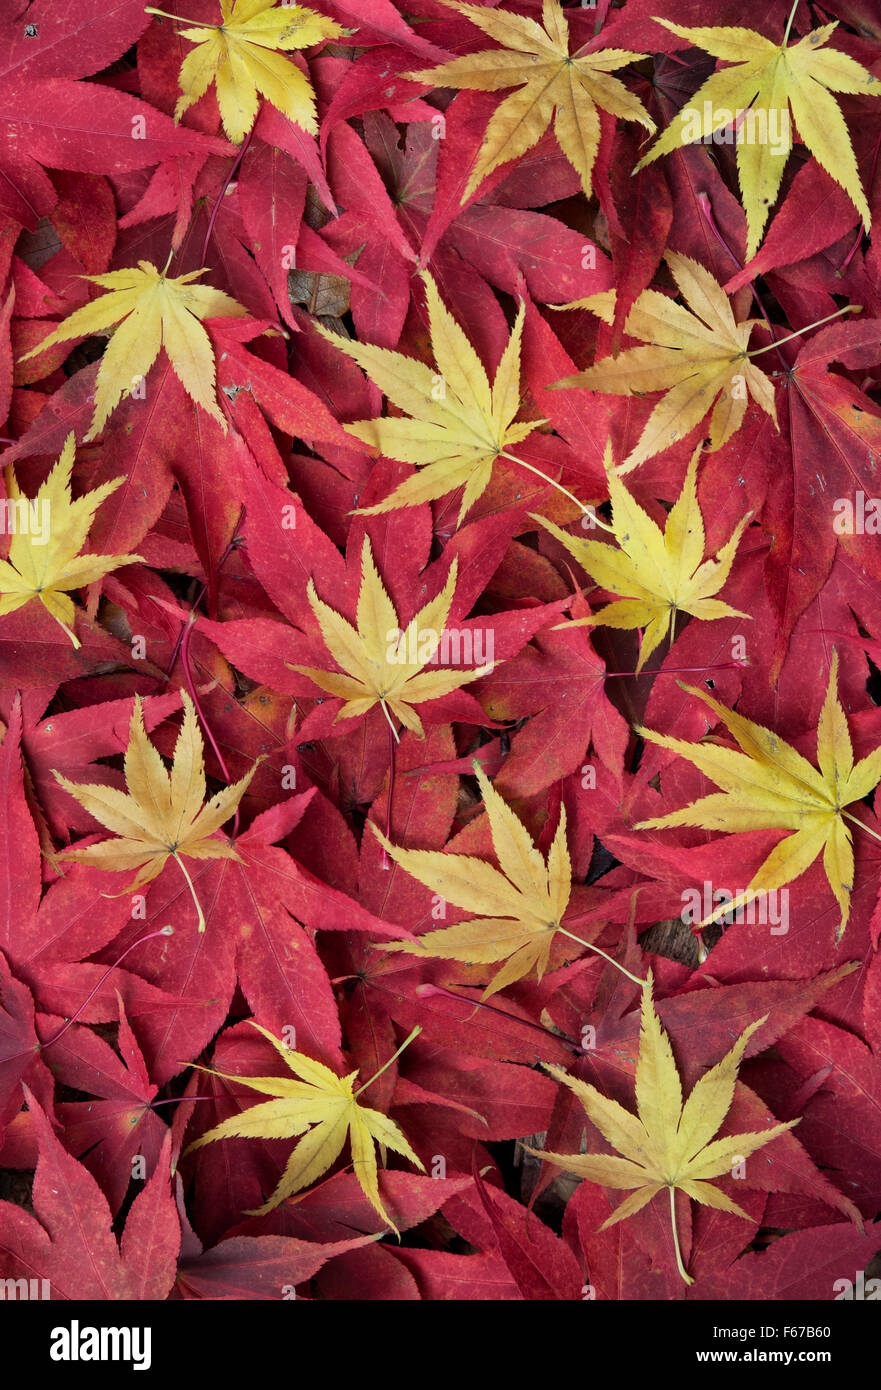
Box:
[406,0,654,201]
[292,536,494,739]
[185,1021,424,1231]
[52,691,258,928]
[0,953,52,1133]
[0,1092,179,1300]
[535,443,751,670]
[764,316,881,676]
[0,697,195,1039]
[635,652,881,938]
[637,14,881,259]
[0,0,233,230]
[317,270,543,524]
[0,434,142,648]
[174,1192,378,1299]
[19,261,246,439]
[148,0,345,144]
[1,1002,166,1216]
[552,252,777,472]
[375,762,610,997]
[531,976,797,1284]
[9,688,184,840]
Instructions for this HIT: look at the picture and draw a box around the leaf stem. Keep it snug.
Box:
[782,0,800,46]
[179,615,242,839]
[556,926,646,987]
[745,305,858,356]
[174,852,206,932]
[413,981,581,1051]
[353,1025,421,1098]
[602,659,749,678]
[379,697,400,745]
[499,451,616,532]
[39,927,174,1052]
[669,1185,694,1285]
[382,713,397,871]
[166,506,244,673]
[202,127,254,262]
[842,810,881,847]
[145,7,211,25]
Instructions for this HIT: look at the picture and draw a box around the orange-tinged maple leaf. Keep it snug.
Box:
[406,0,654,202]
[19,261,247,440]
[291,536,494,739]
[53,691,259,930]
[551,252,778,472]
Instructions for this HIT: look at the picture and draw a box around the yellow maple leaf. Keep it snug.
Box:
[376,762,642,995]
[185,1020,424,1231]
[407,0,654,201]
[0,433,142,647]
[530,974,797,1284]
[19,261,247,440]
[534,441,752,671]
[635,652,881,938]
[636,10,881,260]
[317,270,548,526]
[291,536,494,740]
[53,691,259,930]
[147,0,345,144]
[551,252,778,473]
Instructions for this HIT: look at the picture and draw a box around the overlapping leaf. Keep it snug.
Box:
[638,16,881,259]
[0,434,141,647]
[318,270,541,524]
[185,1021,424,1231]
[636,653,881,937]
[552,252,778,472]
[535,442,751,670]
[154,0,345,144]
[531,976,798,1284]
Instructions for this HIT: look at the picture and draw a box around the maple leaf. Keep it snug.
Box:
[637,13,881,260]
[52,691,259,929]
[551,252,778,472]
[635,652,881,938]
[291,536,494,739]
[0,434,142,648]
[0,1093,179,1300]
[20,999,167,1216]
[376,762,636,996]
[317,270,544,525]
[406,0,654,202]
[148,0,345,145]
[0,1,233,231]
[19,261,247,439]
[184,1021,424,1232]
[534,442,752,671]
[530,975,798,1284]
[175,1214,380,1300]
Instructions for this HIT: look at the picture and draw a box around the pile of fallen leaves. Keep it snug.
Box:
[1,0,880,1302]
